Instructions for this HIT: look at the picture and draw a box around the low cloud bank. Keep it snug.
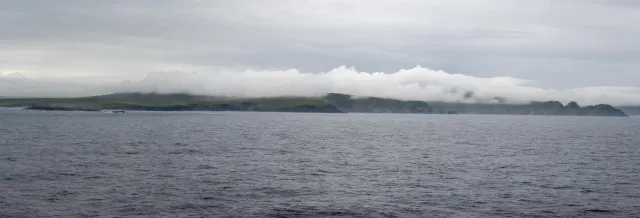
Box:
[2,66,640,106]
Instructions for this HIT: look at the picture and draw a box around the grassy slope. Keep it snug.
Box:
[0,92,629,116]
[323,93,433,113]
[427,101,627,116]
[0,93,341,113]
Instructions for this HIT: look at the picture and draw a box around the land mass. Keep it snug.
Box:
[324,93,627,117]
[25,105,100,112]
[6,93,343,113]
[424,100,628,117]
[0,92,629,117]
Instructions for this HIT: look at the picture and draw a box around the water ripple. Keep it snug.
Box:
[1,111,639,217]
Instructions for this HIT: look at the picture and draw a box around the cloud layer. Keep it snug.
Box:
[1,1,639,104]
[3,66,639,106]
[2,0,640,88]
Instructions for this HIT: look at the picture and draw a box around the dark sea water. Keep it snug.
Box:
[1,108,639,218]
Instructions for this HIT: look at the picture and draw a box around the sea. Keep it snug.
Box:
[1,108,639,218]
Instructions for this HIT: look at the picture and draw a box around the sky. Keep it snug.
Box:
[1,0,640,105]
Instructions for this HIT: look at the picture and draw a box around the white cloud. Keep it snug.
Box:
[2,66,639,106]
[1,0,639,101]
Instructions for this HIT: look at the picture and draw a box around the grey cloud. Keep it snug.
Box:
[1,0,639,100]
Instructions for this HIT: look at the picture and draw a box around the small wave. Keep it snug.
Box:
[269,207,394,218]
[584,209,613,213]
[539,210,556,214]
[580,188,595,193]
[517,198,545,204]
[56,190,74,196]
[116,206,156,216]
[170,203,218,211]
[539,184,574,190]
[167,148,199,155]
[56,172,77,177]
[83,175,104,180]
[315,210,362,217]
[197,164,215,169]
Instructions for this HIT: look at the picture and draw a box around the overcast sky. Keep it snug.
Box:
[1,0,640,104]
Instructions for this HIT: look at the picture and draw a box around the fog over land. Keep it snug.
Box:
[2,67,639,106]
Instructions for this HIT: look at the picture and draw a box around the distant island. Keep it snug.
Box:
[426,99,628,117]
[0,92,630,117]
[324,93,627,117]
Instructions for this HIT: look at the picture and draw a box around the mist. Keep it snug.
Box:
[2,66,640,106]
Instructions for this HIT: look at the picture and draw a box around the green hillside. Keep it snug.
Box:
[0,92,629,117]
[0,93,342,113]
